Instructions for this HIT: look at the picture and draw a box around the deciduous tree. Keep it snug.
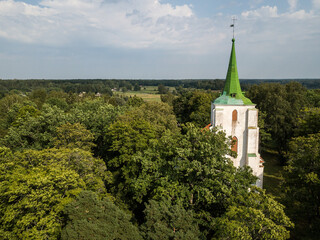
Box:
[62,191,141,240]
[0,147,109,239]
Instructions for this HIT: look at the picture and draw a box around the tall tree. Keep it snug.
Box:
[141,199,201,240]
[0,147,109,239]
[62,191,141,240]
[54,122,95,151]
[104,102,179,208]
[247,82,307,159]
[282,133,320,237]
[213,187,293,240]
[2,104,68,150]
[172,90,218,127]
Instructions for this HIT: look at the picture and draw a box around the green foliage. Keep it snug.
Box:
[141,199,201,240]
[295,107,320,136]
[172,90,219,127]
[0,147,108,239]
[54,122,95,151]
[105,102,179,207]
[247,82,307,157]
[306,89,320,107]
[158,84,169,94]
[131,124,254,209]
[0,87,296,239]
[258,111,272,145]
[107,96,126,106]
[2,104,68,150]
[134,84,141,91]
[0,93,26,137]
[66,99,123,155]
[161,92,176,105]
[29,88,47,109]
[282,133,320,236]
[213,187,293,240]
[127,95,145,107]
[62,191,141,240]
[107,122,259,237]
[46,97,69,110]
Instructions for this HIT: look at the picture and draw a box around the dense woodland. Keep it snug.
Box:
[0,79,319,239]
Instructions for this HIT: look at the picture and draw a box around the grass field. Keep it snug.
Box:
[115,86,162,102]
[261,149,284,198]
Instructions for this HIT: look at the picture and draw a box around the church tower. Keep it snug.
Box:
[211,38,264,187]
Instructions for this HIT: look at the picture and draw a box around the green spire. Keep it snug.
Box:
[214,38,253,105]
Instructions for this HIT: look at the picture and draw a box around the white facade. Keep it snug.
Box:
[211,103,264,188]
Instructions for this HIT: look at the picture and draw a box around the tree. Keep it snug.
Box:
[161,92,175,106]
[29,88,47,109]
[0,93,26,137]
[61,191,142,240]
[106,123,259,237]
[141,199,201,240]
[172,90,218,127]
[158,84,169,94]
[127,96,144,107]
[213,187,293,240]
[2,104,68,150]
[282,133,320,237]
[54,122,95,151]
[295,107,320,137]
[46,97,69,110]
[134,84,141,91]
[0,147,109,239]
[246,82,307,159]
[66,99,124,156]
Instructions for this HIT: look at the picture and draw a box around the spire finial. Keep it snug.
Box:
[230,16,237,39]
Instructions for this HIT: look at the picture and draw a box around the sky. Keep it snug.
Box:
[0,0,319,79]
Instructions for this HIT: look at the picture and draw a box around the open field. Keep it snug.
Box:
[115,87,161,102]
[113,85,176,102]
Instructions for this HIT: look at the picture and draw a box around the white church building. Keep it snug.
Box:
[210,38,264,188]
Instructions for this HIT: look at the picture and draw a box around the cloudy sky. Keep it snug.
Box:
[0,0,319,79]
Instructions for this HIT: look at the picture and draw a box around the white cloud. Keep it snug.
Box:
[0,0,222,51]
[288,0,298,12]
[241,6,278,18]
[313,0,320,9]
[238,5,319,52]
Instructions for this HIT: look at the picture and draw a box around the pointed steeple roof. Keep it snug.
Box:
[214,38,253,105]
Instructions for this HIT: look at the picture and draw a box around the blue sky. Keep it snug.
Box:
[0,0,319,79]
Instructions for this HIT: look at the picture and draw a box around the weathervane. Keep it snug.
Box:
[230,16,237,39]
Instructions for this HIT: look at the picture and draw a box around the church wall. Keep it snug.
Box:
[212,103,263,187]
[212,104,255,168]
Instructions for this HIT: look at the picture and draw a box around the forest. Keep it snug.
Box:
[0,79,319,239]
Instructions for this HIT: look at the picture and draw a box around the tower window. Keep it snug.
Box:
[231,136,238,153]
[232,110,238,121]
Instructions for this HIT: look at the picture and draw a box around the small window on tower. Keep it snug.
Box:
[231,136,238,153]
[232,110,237,121]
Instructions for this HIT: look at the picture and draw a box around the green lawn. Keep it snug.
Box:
[114,85,175,102]
[261,149,284,198]
[139,86,158,93]
[117,91,161,102]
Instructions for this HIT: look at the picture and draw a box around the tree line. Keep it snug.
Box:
[0,78,319,97]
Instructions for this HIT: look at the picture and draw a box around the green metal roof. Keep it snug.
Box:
[214,38,254,105]
[248,153,257,157]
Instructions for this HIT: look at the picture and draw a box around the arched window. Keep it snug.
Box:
[232,110,237,122]
[231,136,238,153]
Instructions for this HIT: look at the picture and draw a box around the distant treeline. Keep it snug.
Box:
[241,79,320,90]
[0,78,319,96]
